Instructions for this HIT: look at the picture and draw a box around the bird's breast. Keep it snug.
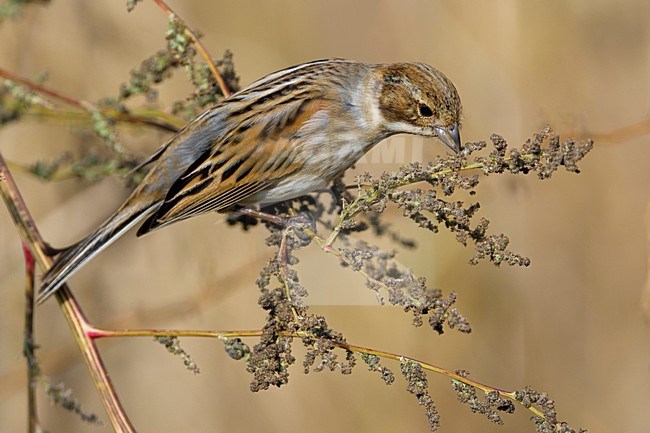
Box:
[242,99,386,206]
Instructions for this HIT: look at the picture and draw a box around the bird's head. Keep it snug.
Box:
[376,62,462,153]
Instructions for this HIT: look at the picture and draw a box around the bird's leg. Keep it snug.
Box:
[233,207,287,226]
[285,209,316,233]
[233,207,316,238]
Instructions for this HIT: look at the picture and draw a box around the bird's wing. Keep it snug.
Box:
[136,98,331,235]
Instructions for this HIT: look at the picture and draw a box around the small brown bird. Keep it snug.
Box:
[38,59,462,303]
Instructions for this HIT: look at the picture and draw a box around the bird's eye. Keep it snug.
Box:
[419,103,433,117]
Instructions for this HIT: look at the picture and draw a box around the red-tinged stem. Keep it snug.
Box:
[0,153,136,433]
[0,67,83,108]
[87,327,263,339]
[22,243,36,274]
[0,67,182,133]
[77,325,545,419]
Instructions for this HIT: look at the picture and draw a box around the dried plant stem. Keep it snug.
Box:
[0,67,182,132]
[0,154,136,433]
[86,326,543,419]
[151,0,232,97]
[22,244,41,433]
[278,230,302,322]
[341,344,544,419]
[565,117,650,144]
[0,67,85,108]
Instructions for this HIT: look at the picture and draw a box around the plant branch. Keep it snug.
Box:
[22,243,42,433]
[0,153,136,433]
[564,116,650,144]
[0,67,183,132]
[151,0,232,97]
[0,67,84,108]
[278,229,302,322]
[85,325,544,419]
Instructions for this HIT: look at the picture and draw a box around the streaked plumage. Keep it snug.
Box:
[38,59,462,303]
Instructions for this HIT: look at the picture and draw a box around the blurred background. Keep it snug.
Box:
[1,1,649,432]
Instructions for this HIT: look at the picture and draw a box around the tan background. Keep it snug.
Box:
[1,1,649,432]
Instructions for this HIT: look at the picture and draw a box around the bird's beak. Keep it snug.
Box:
[435,124,462,153]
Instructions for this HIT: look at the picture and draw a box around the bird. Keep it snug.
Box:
[37,58,462,303]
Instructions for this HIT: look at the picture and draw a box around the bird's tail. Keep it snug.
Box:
[37,202,157,304]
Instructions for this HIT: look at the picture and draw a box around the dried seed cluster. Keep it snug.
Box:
[452,376,515,425]
[44,381,101,425]
[515,387,588,433]
[154,335,201,374]
[361,353,395,385]
[219,127,593,431]
[248,220,358,391]
[401,360,440,431]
